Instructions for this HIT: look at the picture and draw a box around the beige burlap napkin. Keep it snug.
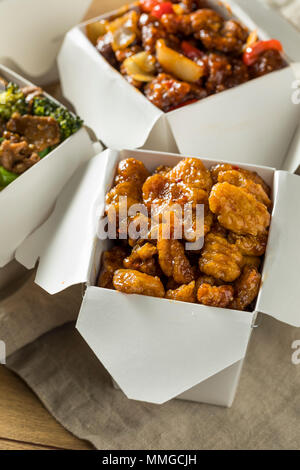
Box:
[1,271,299,450]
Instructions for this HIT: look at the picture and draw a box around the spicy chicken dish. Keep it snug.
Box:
[98,156,271,312]
[0,79,82,190]
[87,0,286,112]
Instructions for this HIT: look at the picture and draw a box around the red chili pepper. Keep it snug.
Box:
[243,39,283,66]
[139,0,161,12]
[181,41,204,61]
[151,2,174,18]
[168,99,198,112]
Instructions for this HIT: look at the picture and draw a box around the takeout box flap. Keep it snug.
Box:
[283,118,300,174]
[0,0,92,78]
[76,286,254,404]
[166,65,300,168]
[16,150,110,293]
[257,171,300,327]
[58,27,163,150]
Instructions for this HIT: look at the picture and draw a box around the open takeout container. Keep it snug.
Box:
[0,0,92,84]
[0,64,101,271]
[58,0,300,167]
[15,147,300,406]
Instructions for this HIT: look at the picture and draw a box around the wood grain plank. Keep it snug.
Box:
[0,366,92,450]
[0,439,55,451]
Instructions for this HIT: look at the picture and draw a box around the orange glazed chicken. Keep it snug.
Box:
[98,157,271,312]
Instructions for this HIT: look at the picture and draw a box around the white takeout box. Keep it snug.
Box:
[16,148,300,407]
[0,0,92,84]
[58,0,300,167]
[0,64,100,269]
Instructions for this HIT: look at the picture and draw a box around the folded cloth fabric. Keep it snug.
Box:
[0,271,82,356]
[2,271,299,450]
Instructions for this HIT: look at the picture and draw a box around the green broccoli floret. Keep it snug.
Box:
[32,96,83,142]
[0,82,28,121]
[0,165,19,188]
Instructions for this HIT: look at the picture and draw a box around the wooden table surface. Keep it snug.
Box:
[0,0,128,451]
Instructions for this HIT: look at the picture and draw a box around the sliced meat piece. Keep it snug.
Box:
[0,139,40,174]
[6,113,60,152]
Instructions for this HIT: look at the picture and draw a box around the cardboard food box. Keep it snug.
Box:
[58,0,300,167]
[0,64,101,271]
[15,147,300,407]
[0,0,92,84]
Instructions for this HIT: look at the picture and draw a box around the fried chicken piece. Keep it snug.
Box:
[165,281,196,303]
[157,238,195,284]
[204,52,232,93]
[106,181,142,211]
[162,10,248,54]
[144,73,192,112]
[161,13,194,36]
[113,269,165,298]
[197,283,234,308]
[141,23,167,54]
[142,172,207,213]
[114,158,150,186]
[228,231,268,256]
[197,20,248,54]
[224,58,249,89]
[154,165,172,175]
[210,219,227,237]
[183,208,213,243]
[123,243,158,276]
[241,255,261,269]
[105,181,143,238]
[199,232,243,282]
[190,8,223,33]
[6,113,60,152]
[204,53,249,94]
[209,182,270,236]
[210,163,271,195]
[128,213,151,245]
[98,246,127,289]
[166,158,212,193]
[195,274,222,290]
[230,266,261,311]
[166,277,180,291]
[182,0,210,12]
[249,49,285,79]
[96,34,119,68]
[217,170,271,207]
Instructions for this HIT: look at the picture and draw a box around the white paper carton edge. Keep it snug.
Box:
[0,0,92,79]
[0,65,98,267]
[257,171,300,327]
[16,147,300,326]
[283,119,300,173]
[58,1,300,168]
[15,148,300,403]
[76,285,255,404]
[16,150,111,290]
